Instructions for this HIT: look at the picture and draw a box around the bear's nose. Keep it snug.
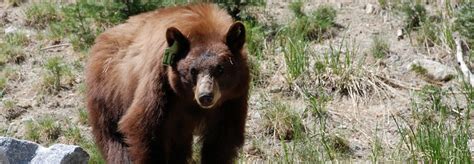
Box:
[198,93,214,107]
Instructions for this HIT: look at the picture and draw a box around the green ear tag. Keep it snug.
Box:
[163,42,178,66]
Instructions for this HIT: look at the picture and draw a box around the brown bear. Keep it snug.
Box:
[85,3,249,164]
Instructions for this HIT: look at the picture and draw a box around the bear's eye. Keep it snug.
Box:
[216,65,224,75]
[190,68,198,76]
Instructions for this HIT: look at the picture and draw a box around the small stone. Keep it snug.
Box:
[366,3,375,14]
[397,29,404,40]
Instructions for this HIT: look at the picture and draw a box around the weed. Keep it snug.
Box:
[3,100,15,110]
[2,99,26,121]
[378,0,388,9]
[263,102,304,141]
[41,57,72,94]
[370,125,384,162]
[306,92,334,160]
[25,120,40,143]
[370,36,390,59]
[393,85,472,162]
[454,2,474,46]
[289,1,304,18]
[285,4,337,41]
[80,139,106,164]
[64,124,83,144]
[5,0,23,7]
[282,37,309,82]
[78,108,88,125]
[410,64,427,76]
[5,32,29,47]
[307,5,337,40]
[24,2,60,29]
[0,44,25,65]
[401,2,427,33]
[0,77,7,97]
[59,1,126,51]
[37,116,62,144]
[243,20,265,86]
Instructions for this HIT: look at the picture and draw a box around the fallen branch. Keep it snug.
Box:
[454,38,474,87]
[40,43,70,51]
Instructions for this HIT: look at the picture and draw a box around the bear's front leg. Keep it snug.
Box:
[201,97,248,164]
[118,104,161,164]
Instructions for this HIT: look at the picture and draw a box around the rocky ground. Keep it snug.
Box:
[0,0,473,163]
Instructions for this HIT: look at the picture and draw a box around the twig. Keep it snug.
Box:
[454,38,474,86]
[40,43,70,51]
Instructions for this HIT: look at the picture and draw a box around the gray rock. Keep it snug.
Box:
[409,59,456,82]
[0,137,89,164]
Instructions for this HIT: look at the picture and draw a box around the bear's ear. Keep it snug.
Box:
[165,27,190,66]
[225,22,246,54]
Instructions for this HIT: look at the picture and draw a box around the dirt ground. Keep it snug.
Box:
[0,0,472,162]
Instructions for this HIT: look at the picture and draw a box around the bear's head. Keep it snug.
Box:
[165,22,248,109]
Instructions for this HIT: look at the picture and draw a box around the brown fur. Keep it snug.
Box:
[86,3,249,164]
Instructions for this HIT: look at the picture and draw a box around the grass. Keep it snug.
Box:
[281,36,309,82]
[5,0,474,163]
[25,116,64,145]
[262,102,304,141]
[41,57,72,94]
[400,2,427,34]
[410,64,428,76]
[24,2,61,29]
[392,85,472,163]
[287,3,337,41]
[289,1,304,18]
[370,36,390,59]
[78,108,88,125]
[454,2,474,46]
[0,77,6,97]
[0,31,29,65]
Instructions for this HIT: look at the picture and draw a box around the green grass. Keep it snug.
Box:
[378,0,388,9]
[410,64,427,76]
[282,36,309,82]
[0,77,6,97]
[5,32,29,47]
[37,116,62,144]
[262,102,304,141]
[370,36,390,59]
[286,4,337,41]
[80,139,106,164]
[454,2,474,46]
[41,57,72,94]
[3,99,15,110]
[78,108,89,125]
[243,19,266,86]
[392,85,472,163]
[400,2,427,34]
[0,31,29,65]
[24,2,61,29]
[25,120,41,143]
[289,1,304,18]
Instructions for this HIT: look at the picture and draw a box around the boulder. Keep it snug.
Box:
[0,137,89,164]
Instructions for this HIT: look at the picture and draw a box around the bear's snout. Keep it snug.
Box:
[195,74,221,109]
[198,93,214,106]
